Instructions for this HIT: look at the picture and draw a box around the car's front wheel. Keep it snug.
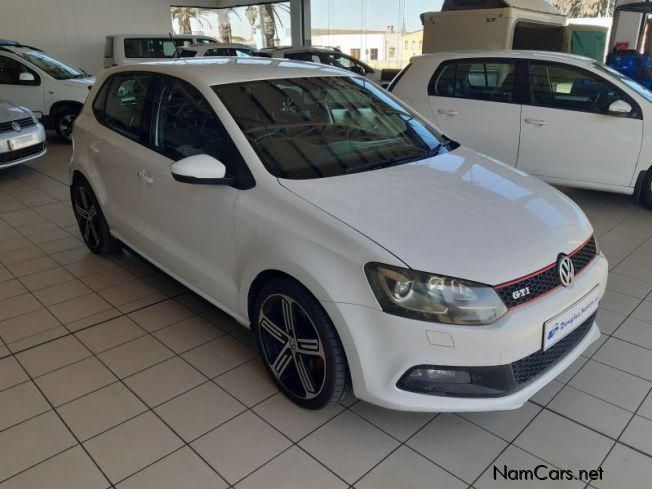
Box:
[640,168,652,210]
[71,177,120,255]
[55,105,80,143]
[254,278,350,409]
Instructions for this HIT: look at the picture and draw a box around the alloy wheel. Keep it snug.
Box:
[74,186,101,249]
[258,294,326,400]
[59,114,76,140]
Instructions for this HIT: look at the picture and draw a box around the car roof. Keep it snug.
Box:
[103,57,355,85]
[412,50,596,65]
[107,34,203,38]
[184,43,254,51]
[265,46,338,54]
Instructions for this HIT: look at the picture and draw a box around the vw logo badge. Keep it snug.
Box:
[557,254,575,287]
[10,121,21,132]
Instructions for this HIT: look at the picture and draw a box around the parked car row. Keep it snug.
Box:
[70,58,607,411]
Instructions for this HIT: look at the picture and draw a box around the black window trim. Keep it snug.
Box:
[523,59,643,120]
[427,57,524,105]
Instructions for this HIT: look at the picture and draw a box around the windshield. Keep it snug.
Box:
[594,61,652,103]
[18,51,87,80]
[213,76,446,179]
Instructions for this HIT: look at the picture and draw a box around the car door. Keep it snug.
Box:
[426,58,523,166]
[517,61,643,187]
[135,75,241,309]
[0,54,44,115]
[88,72,154,243]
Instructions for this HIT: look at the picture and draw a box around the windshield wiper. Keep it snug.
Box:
[344,144,446,175]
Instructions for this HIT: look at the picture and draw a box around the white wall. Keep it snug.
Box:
[0,0,308,74]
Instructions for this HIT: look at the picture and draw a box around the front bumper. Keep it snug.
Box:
[0,123,47,169]
[323,253,607,412]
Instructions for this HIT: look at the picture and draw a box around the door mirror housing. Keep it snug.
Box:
[607,99,632,116]
[18,72,35,82]
[171,154,234,185]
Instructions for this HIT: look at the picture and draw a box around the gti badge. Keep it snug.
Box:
[11,121,21,132]
[512,286,531,300]
[557,254,575,287]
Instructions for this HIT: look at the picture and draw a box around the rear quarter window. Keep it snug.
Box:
[104,37,114,58]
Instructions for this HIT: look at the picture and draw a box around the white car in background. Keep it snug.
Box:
[0,98,46,168]
[103,34,217,68]
[71,58,607,412]
[176,43,268,59]
[0,40,94,142]
[389,50,652,207]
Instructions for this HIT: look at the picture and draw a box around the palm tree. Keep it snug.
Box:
[258,3,290,48]
[552,0,614,18]
[171,7,213,34]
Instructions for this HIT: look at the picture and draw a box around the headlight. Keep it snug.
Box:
[364,263,507,325]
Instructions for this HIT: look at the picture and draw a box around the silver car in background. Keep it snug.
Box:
[0,99,46,169]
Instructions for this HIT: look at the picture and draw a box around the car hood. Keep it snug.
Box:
[0,99,30,121]
[279,147,593,285]
[58,76,95,89]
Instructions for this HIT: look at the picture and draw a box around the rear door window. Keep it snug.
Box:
[429,59,518,103]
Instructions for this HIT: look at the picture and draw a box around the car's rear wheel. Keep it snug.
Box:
[640,168,652,210]
[71,178,120,255]
[254,278,350,409]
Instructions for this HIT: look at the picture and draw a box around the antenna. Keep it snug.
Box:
[169,33,182,58]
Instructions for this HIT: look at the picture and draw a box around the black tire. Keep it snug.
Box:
[54,105,80,143]
[640,168,652,210]
[254,278,350,410]
[71,177,120,255]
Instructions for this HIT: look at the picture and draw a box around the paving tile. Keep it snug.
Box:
[36,356,116,406]
[461,402,541,442]
[351,401,435,442]
[19,266,75,291]
[300,411,399,485]
[182,335,257,378]
[38,236,84,255]
[214,358,277,406]
[124,356,205,407]
[192,411,292,484]
[117,447,227,489]
[0,280,26,301]
[569,359,651,412]
[599,290,641,316]
[556,355,589,383]
[514,410,612,470]
[475,445,584,489]
[0,445,108,489]
[253,393,343,442]
[593,443,652,489]
[611,259,652,284]
[75,316,146,354]
[48,293,114,324]
[7,325,68,353]
[530,379,564,406]
[595,309,626,336]
[153,316,223,353]
[0,293,41,322]
[155,382,245,442]
[237,446,346,489]
[593,337,652,381]
[0,245,44,266]
[117,292,167,313]
[98,335,174,378]
[638,391,652,420]
[128,299,194,332]
[0,411,76,482]
[33,279,92,306]
[80,267,137,291]
[27,227,70,245]
[51,247,93,266]
[0,208,46,228]
[0,381,49,431]
[606,273,652,299]
[65,308,122,333]
[620,415,652,456]
[7,256,59,277]
[17,335,91,377]
[0,356,28,391]
[65,255,117,278]
[57,382,147,441]
[631,300,652,324]
[407,414,506,483]
[0,308,60,344]
[613,317,652,349]
[548,386,631,438]
[84,412,183,484]
[99,279,161,308]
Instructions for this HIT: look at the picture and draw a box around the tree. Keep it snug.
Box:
[552,0,614,18]
[170,7,196,34]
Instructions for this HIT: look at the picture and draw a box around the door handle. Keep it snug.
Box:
[524,118,549,126]
[438,109,459,116]
[137,170,154,184]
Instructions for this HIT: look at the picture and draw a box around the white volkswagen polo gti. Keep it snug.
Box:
[70,58,607,412]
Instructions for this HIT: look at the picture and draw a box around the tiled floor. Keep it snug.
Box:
[1,138,652,489]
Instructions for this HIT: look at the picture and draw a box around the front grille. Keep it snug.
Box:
[495,236,597,309]
[0,142,45,164]
[511,311,596,385]
[0,117,36,134]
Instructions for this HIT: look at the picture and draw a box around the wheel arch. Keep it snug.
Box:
[49,100,83,120]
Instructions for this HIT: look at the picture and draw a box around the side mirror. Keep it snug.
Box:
[19,72,35,82]
[607,99,632,116]
[349,65,366,76]
[171,154,234,185]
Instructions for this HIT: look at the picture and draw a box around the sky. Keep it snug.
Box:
[310,0,444,32]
